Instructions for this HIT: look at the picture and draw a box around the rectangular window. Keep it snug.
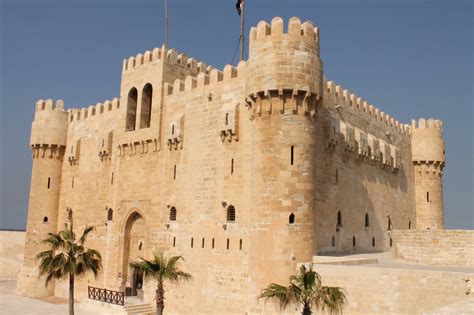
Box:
[191,237,194,248]
[173,237,176,247]
[226,238,230,250]
[173,165,176,180]
[290,146,295,165]
[47,177,51,189]
[212,238,215,249]
[239,239,242,250]
[231,158,234,175]
[427,191,430,202]
[202,238,205,248]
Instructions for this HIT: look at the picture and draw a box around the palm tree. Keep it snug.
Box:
[37,225,102,315]
[130,253,192,315]
[259,264,347,315]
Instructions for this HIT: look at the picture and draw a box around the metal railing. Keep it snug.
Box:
[88,286,124,306]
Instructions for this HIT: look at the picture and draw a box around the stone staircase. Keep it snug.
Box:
[124,297,155,315]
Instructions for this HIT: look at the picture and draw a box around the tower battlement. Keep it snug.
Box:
[411,118,445,164]
[30,99,69,151]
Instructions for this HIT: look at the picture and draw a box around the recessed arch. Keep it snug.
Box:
[126,88,138,131]
[122,211,146,294]
[140,83,153,129]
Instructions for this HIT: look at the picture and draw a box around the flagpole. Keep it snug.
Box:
[240,1,245,61]
[165,0,169,48]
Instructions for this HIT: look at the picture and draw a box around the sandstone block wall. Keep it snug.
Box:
[314,263,473,315]
[391,229,474,266]
[0,231,25,280]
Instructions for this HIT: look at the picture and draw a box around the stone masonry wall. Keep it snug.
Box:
[0,231,25,280]
[391,229,474,266]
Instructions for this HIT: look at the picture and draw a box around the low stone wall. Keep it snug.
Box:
[391,229,474,266]
[314,263,473,315]
[0,230,25,280]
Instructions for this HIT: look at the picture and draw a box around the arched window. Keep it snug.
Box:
[107,208,113,221]
[352,236,356,247]
[43,216,48,223]
[365,213,369,227]
[170,207,177,221]
[331,235,335,247]
[227,205,236,222]
[140,83,153,129]
[337,211,342,226]
[289,213,295,224]
[126,88,138,131]
[372,237,375,247]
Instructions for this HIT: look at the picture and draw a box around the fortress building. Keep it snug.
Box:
[17,17,448,313]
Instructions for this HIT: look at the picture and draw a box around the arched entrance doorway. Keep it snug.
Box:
[122,212,146,297]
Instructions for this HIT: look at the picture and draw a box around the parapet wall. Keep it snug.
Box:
[391,229,474,266]
[411,118,445,163]
[30,99,69,147]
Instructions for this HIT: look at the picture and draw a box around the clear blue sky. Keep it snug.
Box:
[1,0,472,230]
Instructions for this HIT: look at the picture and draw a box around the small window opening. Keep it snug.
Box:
[225,113,229,125]
[390,237,393,247]
[171,125,175,135]
[43,216,48,223]
[67,208,73,221]
[290,146,295,165]
[138,242,143,250]
[226,238,230,250]
[372,237,375,247]
[289,213,295,224]
[71,146,74,154]
[408,220,412,229]
[365,213,369,227]
[102,139,105,147]
[426,191,430,202]
[331,235,335,247]
[202,238,205,248]
[191,237,194,248]
[388,217,392,231]
[111,172,114,185]
[352,236,356,247]
[47,177,51,189]
[337,211,342,226]
[173,165,176,180]
[170,207,177,221]
[231,158,234,175]
[212,238,215,249]
[227,205,236,222]
[173,236,176,247]
[72,177,74,189]
[107,208,113,221]
[239,239,242,250]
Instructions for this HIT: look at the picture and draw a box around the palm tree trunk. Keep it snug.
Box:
[69,273,75,315]
[302,303,312,315]
[156,280,164,315]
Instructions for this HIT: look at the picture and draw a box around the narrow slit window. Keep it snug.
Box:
[290,146,295,165]
[225,113,229,125]
[226,238,230,250]
[111,172,114,185]
[335,169,339,185]
[173,236,176,247]
[408,221,412,229]
[337,211,342,226]
[331,235,335,247]
[231,158,234,175]
[289,213,295,224]
[352,236,356,247]
[365,213,369,227]
[191,237,194,248]
[426,191,430,202]
[239,239,242,250]
[72,177,74,189]
[372,237,375,247]
[390,237,393,247]
[173,165,176,180]
[388,217,392,230]
[212,238,215,249]
[202,238,205,248]
[47,177,51,189]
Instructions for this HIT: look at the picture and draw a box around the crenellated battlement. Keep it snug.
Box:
[122,45,210,74]
[35,99,66,113]
[30,98,69,150]
[249,17,320,51]
[325,80,411,135]
[411,118,443,130]
[68,98,121,123]
[165,61,246,97]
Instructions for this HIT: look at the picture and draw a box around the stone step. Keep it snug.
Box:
[312,255,378,265]
[124,302,155,315]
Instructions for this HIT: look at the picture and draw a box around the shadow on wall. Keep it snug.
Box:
[314,105,412,255]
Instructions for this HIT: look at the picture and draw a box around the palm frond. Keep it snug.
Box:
[78,226,95,245]
[259,283,296,310]
[316,286,347,315]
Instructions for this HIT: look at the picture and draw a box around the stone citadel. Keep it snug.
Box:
[17,16,464,314]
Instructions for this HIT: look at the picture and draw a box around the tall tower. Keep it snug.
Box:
[17,99,69,297]
[411,118,446,229]
[245,17,323,287]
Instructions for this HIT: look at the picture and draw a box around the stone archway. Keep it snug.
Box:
[122,212,146,297]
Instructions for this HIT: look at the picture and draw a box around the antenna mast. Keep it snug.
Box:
[165,0,169,48]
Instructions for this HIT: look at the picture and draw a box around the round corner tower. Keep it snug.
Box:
[245,16,323,287]
[411,118,446,229]
[17,99,69,297]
